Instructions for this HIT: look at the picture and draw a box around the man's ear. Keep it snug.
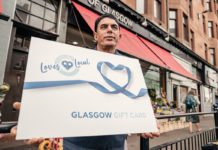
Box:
[94,32,98,41]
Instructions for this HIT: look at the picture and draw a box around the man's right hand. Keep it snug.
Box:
[0,102,43,144]
[0,102,20,141]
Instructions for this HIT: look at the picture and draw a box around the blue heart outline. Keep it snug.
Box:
[24,61,147,99]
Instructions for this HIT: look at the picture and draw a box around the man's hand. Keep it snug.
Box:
[0,102,20,141]
[140,120,160,139]
[0,126,17,141]
[0,102,43,144]
[140,132,160,139]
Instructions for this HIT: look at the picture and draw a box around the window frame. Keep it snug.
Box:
[208,21,214,38]
[183,13,189,41]
[154,0,162,21]
[209,48,215,65]
[190,30,195,50]
[15,0,59,33]
[169,9,177,37]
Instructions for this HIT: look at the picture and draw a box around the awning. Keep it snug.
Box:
[72,2,167,68]
[138,37,199,81]
[0,0,2,15]
[72,2,199,82]
[117,27,167,68]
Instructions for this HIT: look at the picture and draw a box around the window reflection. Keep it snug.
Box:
[15,10,29,24]
[32,0,45,6]
[16,0,30,11]
[15,0,58,33]
[46,0,58,11]
[45,9,56,22]
[44,21,56,32]
[31,3,44,18]
[29,16,43,29]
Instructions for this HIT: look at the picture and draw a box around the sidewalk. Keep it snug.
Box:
[127,115,215,150]
[0,116,215,150]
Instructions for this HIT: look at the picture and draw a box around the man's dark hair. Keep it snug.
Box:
[94,14,119,32]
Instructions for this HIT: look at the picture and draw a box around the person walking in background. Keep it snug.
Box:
[184,90,202,133]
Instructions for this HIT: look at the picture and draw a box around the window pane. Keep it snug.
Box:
[154,0,161,20]
[169,20,176,28]
[169,11,176,18]
[29,15,43,29]
[14,35,23,47]
[15,10,29,24]
[46,0,58,11]
[31,3,44,18]
[43,21,56,32]
[208,21,213,37]
[136,0,144,14]
[16,0,31,11]
[32,0,45,6]
[45,9,56,22]
[183,14,188,41]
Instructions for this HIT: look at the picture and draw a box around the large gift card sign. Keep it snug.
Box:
[16,37,158,139]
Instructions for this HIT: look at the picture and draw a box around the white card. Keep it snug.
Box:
[16,37,158,139]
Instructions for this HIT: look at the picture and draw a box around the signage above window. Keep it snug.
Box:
[87,0,134,28]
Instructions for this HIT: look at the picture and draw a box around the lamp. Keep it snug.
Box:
[141,19,147,27]
[164,35,170,41]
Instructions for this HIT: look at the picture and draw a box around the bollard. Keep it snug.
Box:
[140,137,149,150]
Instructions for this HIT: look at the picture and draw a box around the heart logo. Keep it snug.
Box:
[97,62,131,93]
[61,60,73,70]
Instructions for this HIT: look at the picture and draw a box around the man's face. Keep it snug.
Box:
[94,17,120,52]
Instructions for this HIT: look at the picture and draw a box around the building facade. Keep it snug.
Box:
[122,0,218,112]
[0,0,217,121]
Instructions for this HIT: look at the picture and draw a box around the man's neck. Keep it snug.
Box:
[97,45,116,54]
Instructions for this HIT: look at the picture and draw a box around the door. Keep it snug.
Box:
[172,84,178,109]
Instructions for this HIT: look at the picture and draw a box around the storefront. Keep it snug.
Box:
[202,65,217,112]
[1,0,199,122]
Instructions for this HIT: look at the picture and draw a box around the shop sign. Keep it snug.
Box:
[87,0,133,28]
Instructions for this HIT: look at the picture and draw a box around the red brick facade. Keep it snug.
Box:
[121,0,218,68]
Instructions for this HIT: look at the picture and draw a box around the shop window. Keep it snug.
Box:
[154,0,161,20]
[66,24,95,48]
[169,10,177,37]
[183,14,189,41]
[14,31,31,51]
[190,30,195,50]
[208,21,214,37]
[180,86,188,106]
[143,65,160,101]
[192,66,197,77]
[15,0,59,33]
[210,48,215,65]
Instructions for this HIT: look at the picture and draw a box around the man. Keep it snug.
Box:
[0,14,159,149]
